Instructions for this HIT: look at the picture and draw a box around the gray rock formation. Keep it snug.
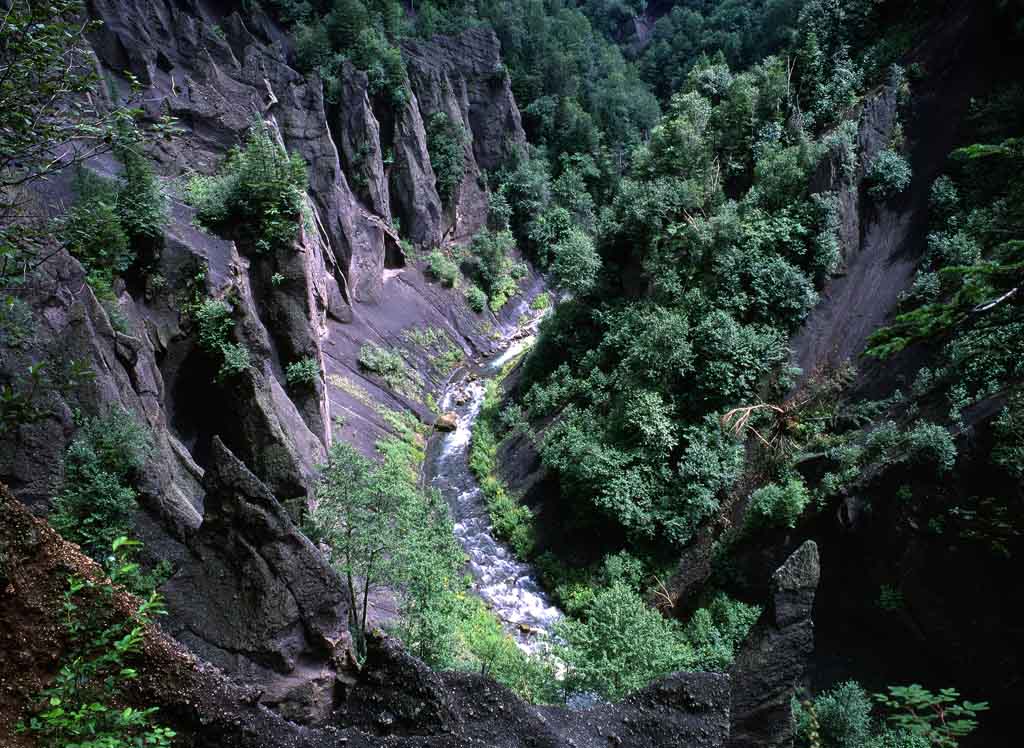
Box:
[161,437,348,723]
[728,541,820,748]
[401,28,527,243]
[2,486,732,747]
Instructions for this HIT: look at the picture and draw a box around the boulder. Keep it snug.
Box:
[435,412,459,431]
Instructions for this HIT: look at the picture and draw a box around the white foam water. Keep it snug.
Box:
[430,353,561,651]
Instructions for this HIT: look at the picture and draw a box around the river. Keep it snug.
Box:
[425,328,562,652]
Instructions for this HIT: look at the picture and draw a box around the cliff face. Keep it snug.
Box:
[0,0,542,724]
[0,487,733,747]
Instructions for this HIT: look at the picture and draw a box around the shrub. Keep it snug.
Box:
[746,477,810,530]
[874,684,988,747]
[866,149,912,200]
[902,422,956,472]
[50,410,152,561]
[187,121,307,254]
[548,227,600,295]
[469,229,519,311]
[795,681,874,748]
[116,147,169,243]
[426,249,459,287]
[286,357,320,389]
[17,539,174,748]
[61,172,131,296]
[530,292,550,311]
[426,112,466,205]
[466,285,487,312]
[553,581,694,700]
[929,175,959,224]
[193,298,251,382]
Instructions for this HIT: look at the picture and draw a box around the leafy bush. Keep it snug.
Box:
[815,681,874,748]
[116,147,169,244]
[469,229,519,311]
[553,583,759,700]
[548,227,600,295]
[61,172,131,297]
[874,684,988,747]
[465,285,487,312]
[553,581,693,700]
[50,410,152,562]
[187,122,307,254]
[866,149,912,200]
[746,477,811,530]
[192,297,250,382]
[426,249,459,287]
[902,422,956,472]
[17,539,174,748]
[286,357,320,389]
[530,292,550,311]
[426,112,466,205]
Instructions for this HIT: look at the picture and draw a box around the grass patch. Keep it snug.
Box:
[358,342,423,398]
[469,380,537,558]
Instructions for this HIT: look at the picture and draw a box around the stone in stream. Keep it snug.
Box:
[435,412,459,431]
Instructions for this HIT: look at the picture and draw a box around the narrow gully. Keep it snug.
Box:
[424,325,562,652]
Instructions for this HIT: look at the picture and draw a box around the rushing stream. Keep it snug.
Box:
[427,332,562,651]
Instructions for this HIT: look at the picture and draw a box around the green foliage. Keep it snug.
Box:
[865,730,931,748]
[866,148,913,200]
[358,342,422,397]
[17,539,174,748]
[426,249,460,287]
[992,392,1024,479]
[50,410,152,561]
[402,326,463,376]
[469,229,520,311]
[187,121,307,254]
[814,681,873,748]
[553,582,759,700]
[874,685,988,747]
[116,146,170,244]
[548,227,601,295]
[470,381,536,557]
[465,284,487,312]
[308,441,404,655]
[285,357,320,389]
[61,176,131,296]
[0,0,151,277]
[60,156,167,296]
[530,292,550,311]
[192,297,251,382]
[426,112,467,205]
[745,476,810,530]
[902,422,956,472]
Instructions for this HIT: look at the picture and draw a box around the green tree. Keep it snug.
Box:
[308,442,410,657]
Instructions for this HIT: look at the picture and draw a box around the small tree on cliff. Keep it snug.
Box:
[307,441,410,659]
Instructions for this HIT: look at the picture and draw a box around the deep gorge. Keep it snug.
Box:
[1,0,1021,746]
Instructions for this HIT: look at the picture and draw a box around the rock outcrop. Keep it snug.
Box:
[728,541,820,748]
[161,438,348,723]
[0,487,733,747]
